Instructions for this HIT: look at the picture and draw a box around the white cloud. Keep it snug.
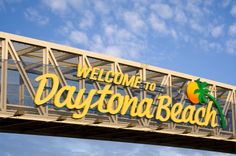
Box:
[228,23,236,36]
[42,0,68,12]
[93,1,110,14]
[132,0,148,15]
[170,29,178,39]
[175,8,187,24]
[42,0,82,13]
[90,34,104,52]
[39,0,236,59]
[59,21,75,35]
[230,5,236,17]
[123,11,145,32]
[1,133,235,156]
[56,19,145,59]
[226,39,236,55]
[69,30,88,45]
[79,11,94,29]
[209,42,222,50]
[199,39,222,53]
[90,22,146,59]
[151,3,173,19]
[211,25,224,38]
[186,1,203,18]
[103,24,132,41]
[149,13,177,39]
[103,45,123,57]
[0,0,22,11]
[24,7,49,26]
[149,14,168,34]
[104,24,116,37]
[189,19,203,33]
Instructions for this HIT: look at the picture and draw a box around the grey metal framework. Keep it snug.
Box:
[0,32,235,153]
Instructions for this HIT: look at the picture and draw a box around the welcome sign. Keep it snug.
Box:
[34,65,226,128]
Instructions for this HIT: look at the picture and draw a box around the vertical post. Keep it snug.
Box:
[140,65,147,126]
[79,55,85,102]
[212,85,218,135]
[168,74,173,129]
[233,90,236,136]
[140,66,147,99]
[168,74,172,98]
[1,39,8,112]
[112,62,118,124]
[43,48,49,115]
[78,55,85,121]
[19,77,24,105]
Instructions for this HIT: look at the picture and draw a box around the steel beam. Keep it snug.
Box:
[0,39,8,111]
[43,48,49,115]
[17,46,42,56]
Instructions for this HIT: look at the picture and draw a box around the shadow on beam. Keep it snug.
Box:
[0,118,235,154]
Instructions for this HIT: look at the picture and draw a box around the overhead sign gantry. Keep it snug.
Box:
[0,32,235,153]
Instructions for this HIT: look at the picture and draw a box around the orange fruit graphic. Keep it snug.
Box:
[187,82,199,104]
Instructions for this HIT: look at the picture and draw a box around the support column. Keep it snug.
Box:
[167,74,173,129]
[111,62,118,124]
[43,48,49,115]
[140,65,147,126]
[1,39,8,112]
[233,91,236,135]
[79,55,85,102]
[19,77,24,105]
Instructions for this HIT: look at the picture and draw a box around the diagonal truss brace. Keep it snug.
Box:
[7,40,45,115]
[83,55,116,123]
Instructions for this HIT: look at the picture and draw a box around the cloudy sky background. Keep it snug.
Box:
[0,0,236,155]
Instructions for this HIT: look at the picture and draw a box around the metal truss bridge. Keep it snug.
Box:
[0,32,235,153]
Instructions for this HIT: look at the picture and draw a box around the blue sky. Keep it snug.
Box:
[0,0,236,155]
